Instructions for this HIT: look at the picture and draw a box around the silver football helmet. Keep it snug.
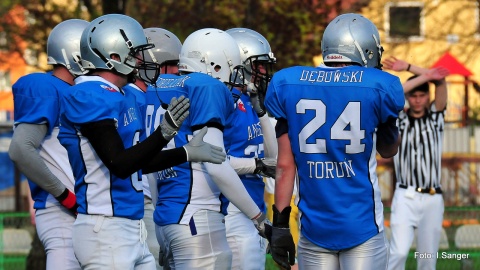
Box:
[80,14,160,84]
[321,13,383,69]
[47,19,89,76]
[178,28,244,88]
[140,28,182,81]
[226,28,276,94]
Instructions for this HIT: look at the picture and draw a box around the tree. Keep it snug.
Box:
[0,0,368,71]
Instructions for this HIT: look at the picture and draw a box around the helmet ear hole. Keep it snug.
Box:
[214,64,221,72]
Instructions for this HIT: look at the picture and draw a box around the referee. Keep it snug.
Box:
[383,58,449,270]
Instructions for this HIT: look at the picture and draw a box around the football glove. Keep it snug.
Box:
[160,96,190,140]
[252,211,271,238]
[250,93,266,117]
[265,205,296,270]
[55,188,78,216]
[183,127,226,164]
[254,158,276,178]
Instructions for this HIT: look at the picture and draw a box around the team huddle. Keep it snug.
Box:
[8,11,445,270]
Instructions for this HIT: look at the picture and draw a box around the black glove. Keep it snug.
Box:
[55,188,78,216]
[254,158,276,178]
[265,205,296,270]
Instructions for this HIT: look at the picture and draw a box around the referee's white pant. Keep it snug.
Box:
[298,231,389,270]
[36,204,80,270]
[388,187,444,270]
[225,203,266,270]
[73,214,155,270]
[155,209,232,270]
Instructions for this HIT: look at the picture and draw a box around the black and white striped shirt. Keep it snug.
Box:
[393,103,445,189]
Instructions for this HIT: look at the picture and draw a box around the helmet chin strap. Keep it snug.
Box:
[353,40,368,67]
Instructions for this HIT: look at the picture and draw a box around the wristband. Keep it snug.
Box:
[407,64,411,71]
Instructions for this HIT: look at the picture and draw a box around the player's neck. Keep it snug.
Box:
[52,66,75,85]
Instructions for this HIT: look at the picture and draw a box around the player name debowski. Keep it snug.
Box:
[300,70,364,84]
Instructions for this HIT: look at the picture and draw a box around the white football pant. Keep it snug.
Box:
[36,204,80,270]
[155,209,232,270]
[225,203,266,270]
[298,231,389,270]
[73,214,155,269]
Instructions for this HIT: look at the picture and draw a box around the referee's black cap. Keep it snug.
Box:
[407,75,429,94]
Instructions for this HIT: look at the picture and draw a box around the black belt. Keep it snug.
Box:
[398,184,442,195]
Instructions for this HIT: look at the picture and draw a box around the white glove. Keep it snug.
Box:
[183,127,226,164]
[254,158,277,178]
[252,212,271,238]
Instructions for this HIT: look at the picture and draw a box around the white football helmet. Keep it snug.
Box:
[80,14,160,84]
[178,28,244,87]
[226,28,276,94]
[141,27,182,80]
[321,13,383,69]
[47,19,89,76]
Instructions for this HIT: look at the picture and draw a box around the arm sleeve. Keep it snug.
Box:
[228,156,256,175]
[80,119,187,178]
[377,117,399,145]
[202,127,261,219]
[260,115,277,158]
[8,123,66,197]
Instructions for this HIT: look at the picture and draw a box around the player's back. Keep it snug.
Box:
[146,72,234,226]
[265,64,404,250]
[12,72,75,209]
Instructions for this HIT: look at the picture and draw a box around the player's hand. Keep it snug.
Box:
[250,93,266,117]
[252,211,271,238]
[254,158,276,178]
[266,205,296,270]
[183,127,226,164]
[160,96,190,140]
[382,56,409,72]
[55,188,78,216]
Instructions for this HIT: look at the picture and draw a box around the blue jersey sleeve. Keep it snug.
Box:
[265,70,288,120]
[379,76,405,123]
[188,77,234,129]
[62,82,125,125]
[13,73,69,135]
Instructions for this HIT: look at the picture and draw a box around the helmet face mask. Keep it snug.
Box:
[321,13,383,69]
[47,19,89,77]
[226,28,276,96]
[140,28,183,81]
[80,14,160,84]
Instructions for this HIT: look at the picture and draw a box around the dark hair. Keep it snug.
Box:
[406,75,429,94]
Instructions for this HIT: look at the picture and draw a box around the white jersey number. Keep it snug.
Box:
[131,131,143,191]
[145,104,176,150]
[297,99,365,154]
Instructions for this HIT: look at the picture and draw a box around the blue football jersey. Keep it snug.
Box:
[145,73,234,226]
[123,83,151,199]
[59,76,145,220]
[264,65,404,250]
[12,72,75,209]
[223,91,266,212]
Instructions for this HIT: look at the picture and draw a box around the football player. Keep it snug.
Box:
[123,27,183,270]
[224,27,277,270]
[264,13,404,270]
[58,14,225,269]
[9,19,88,270]
[146,28,268,270]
